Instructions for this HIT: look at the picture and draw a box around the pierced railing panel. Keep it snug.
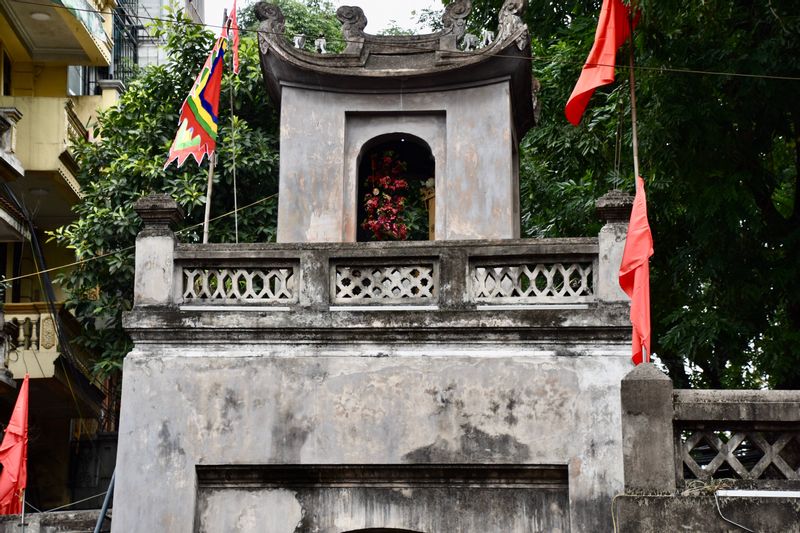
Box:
[680,428,800,482]
[471,260,594,304]
[183,267,297,304]
[333,263,436,304]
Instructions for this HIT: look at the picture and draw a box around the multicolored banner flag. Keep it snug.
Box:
[165,35,228,168]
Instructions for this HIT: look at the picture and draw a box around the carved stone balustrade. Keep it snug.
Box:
[126,193,634,348]
[621,364,800,492]
[2,302,91,379]
[126,232,634,346]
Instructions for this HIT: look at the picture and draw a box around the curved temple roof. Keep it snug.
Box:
[255,0,538,139]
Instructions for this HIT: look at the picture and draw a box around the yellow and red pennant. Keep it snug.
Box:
[165,36,228,168]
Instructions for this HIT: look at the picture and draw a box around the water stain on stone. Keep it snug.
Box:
[158,421,185,462]
[402,424,530,463]
[271,412,312,462]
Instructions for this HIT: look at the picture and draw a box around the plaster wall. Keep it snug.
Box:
[277,81,517,242]
[113,345,629,532]
[197,485,569,533]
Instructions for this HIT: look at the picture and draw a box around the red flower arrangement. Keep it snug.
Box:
[361,151,409,240]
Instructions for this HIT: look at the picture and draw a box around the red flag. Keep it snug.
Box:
[0,374,29,514]
[229,0,240,74]
[619,177,653,365]
[565,0,638,126]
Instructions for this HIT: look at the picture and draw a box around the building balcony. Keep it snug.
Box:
[0,95,89,229]
[3,301,94,380]
[125,193,635,346]
[0,0,113,66]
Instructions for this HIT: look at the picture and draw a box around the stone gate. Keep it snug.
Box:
[112,2,636,531]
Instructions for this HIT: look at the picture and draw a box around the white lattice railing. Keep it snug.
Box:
[333,264,436,304]
[680,428,800,482]
[470,261,594,304]
[183,267,297,304]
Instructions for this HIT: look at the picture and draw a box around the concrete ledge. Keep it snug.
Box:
[674,389,800,422]
[615,494,800,533]
[0,510,110,533]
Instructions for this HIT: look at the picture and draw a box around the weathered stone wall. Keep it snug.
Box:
[615,495,800,532]
[114,197,634,533]
[115,345,629,532]
[0,510,110,533]
[277,82,517,242]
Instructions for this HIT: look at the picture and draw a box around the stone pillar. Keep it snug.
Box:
[620,363,676,493]
[97,79,125,109]
[0,304,16,391]
[595,189,633,302]
[133,194,184,306]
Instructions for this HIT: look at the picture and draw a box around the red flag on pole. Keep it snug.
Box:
[565,0,638,126]
[0,374,28,514]
[229,0,240,74]
[619,177,653,365]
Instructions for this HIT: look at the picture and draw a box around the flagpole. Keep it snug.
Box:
[202,153,215,244]
[628,14,640,181]
[20,489,25,528]
[229,35,239,244]
[627,7,648,364]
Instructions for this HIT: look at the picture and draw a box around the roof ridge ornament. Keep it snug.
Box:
[497,0,528,50]
[255,3,286,55]
[440,0,472,51]
[337,6,367,54]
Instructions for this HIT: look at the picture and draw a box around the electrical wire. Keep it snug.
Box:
[7,0,800,83]
[0,192,278,285]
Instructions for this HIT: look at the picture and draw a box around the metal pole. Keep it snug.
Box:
[93,470,115,533]
[628,24,640,180]
[202,153,215,244]
[20,489,25,529]
[230,54,239,244]
[627,10,649,364]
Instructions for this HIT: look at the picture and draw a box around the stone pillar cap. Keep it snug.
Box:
[622,362,673,383]
[97,79,126,94]
[134,193,184,232]
[596,189,633,223]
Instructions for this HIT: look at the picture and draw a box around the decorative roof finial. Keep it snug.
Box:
[255,3,286,54]
[440,0,471,51]
[497,0,528,50]
[337,5,367,54]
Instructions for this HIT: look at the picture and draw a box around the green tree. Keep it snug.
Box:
[52,6,282,375]
[460,0,800,388]
[239,0,344,52]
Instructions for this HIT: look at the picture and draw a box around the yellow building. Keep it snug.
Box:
[0,0,123,510]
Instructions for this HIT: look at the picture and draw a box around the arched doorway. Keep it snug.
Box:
[356,133,435,242]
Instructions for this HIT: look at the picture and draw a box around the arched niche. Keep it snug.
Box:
[356,132,435,242]
[343,112,446,242]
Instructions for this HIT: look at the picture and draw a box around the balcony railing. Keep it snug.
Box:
[127,193,632,343]
[172,239,602,311]
[675,390,800,486]
[3,302,92,379]
[621,366,800,493]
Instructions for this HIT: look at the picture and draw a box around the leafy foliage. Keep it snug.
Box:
[459,0,800,388]
[52,6,280,373]
[59,0,800,391]
[239,0,344,52]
